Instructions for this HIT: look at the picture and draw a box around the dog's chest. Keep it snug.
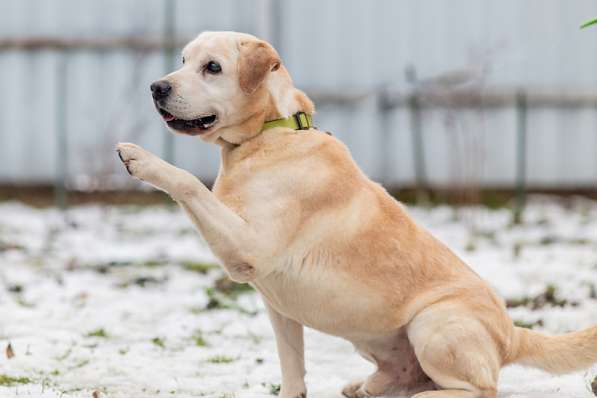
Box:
[251,254,391,339]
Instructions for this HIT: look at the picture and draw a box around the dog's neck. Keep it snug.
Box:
[217,65,314,147]
[217,67,315,173]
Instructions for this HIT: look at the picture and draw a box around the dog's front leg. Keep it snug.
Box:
[266,304,307,398]
[116,143,272,282]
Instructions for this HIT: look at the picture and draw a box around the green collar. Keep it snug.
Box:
[261,112,313,132]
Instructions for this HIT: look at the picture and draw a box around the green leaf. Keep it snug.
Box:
[581,17,597,29]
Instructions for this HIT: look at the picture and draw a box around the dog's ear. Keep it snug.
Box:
[238,39,281,94]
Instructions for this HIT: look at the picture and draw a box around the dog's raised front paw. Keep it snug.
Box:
[116,142,164,184]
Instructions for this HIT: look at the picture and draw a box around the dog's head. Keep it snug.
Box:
[151,31,310,144]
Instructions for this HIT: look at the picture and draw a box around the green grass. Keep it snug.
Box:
[0,375,31,386]
[151,337,166,348]
[207,355,235,364]
[85,328,108,338]
[181,261,218,274]
[513,319,544,329]
[269,383,281,395]
[213,275,255,298]
[192,331,208,347]
[204,286,257,316]
[506,284,575,310]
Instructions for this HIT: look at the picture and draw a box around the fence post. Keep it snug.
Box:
[409,92,429,204]
[54,53,69,210]
[513,89,527,224]
[378,88,392,185]
[162,0,176,164]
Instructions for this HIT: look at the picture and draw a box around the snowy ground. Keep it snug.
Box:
[0,197,596,398]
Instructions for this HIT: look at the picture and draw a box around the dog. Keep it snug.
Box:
[117,31,597,398]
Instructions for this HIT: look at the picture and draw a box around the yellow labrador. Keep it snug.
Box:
[117,31,597,398]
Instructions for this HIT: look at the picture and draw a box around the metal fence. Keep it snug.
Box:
[2,0,597,216]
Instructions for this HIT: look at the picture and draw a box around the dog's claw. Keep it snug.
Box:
[124,161,132,175]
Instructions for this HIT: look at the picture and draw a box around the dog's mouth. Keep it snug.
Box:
[156,105,218,135]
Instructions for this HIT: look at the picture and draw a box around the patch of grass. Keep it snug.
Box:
[269,383,281,395]
[88,260,168,274]
[7,284,23,293]
[537,235,592,246]
[181,261,218,274]
[86,328,108,338]
[514,319,544,329]
[214,275,254,298]
[141,259,168,267]
[0,375,31,386]
[506,284,577,310]
[192,331,208,347]
[117,275,165,289]
[71,359,90,369]
[204,287,258,316]
[151,337,165,348]
[464,240,476,252]
[539,236,557,246]
[207,355,235,364]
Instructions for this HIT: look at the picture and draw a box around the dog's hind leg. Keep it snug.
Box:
[342,330,432,398]
[407,303,500,398]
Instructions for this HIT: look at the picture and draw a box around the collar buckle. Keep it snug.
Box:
[294,112,310,130]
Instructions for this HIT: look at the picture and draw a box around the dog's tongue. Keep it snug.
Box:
[162,112,175,122]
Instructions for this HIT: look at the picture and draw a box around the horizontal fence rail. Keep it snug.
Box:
[4,36,597,107]
[307,87,597,108]
[0,36,190,51]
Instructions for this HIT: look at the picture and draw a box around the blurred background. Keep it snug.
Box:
[1,0,597,211]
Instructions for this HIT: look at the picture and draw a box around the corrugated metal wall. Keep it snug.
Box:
[1,0,597,188]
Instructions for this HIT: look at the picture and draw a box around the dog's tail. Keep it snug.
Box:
[508,325,597,373]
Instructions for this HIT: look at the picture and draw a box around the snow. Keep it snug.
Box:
[0,198,596,398]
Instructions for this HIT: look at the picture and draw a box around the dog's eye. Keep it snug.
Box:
[205,61,222,74]
[182,56,186,64]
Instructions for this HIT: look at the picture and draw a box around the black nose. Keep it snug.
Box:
[150,80,172,100]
